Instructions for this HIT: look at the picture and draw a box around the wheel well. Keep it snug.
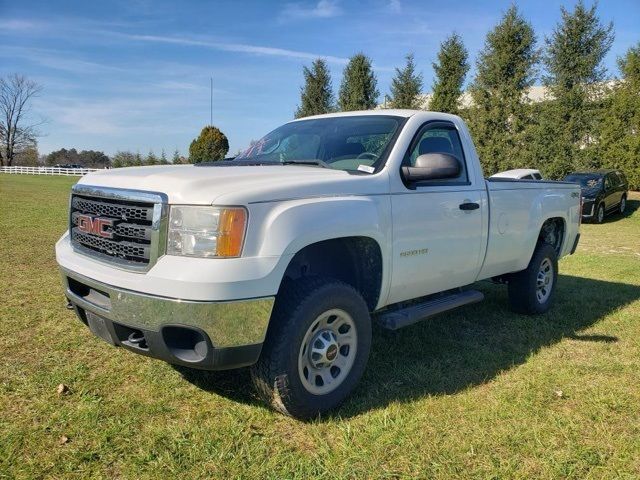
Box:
[280,237,383,311]
[538,217,565,255]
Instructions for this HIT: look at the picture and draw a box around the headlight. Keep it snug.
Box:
[167,206,247,258]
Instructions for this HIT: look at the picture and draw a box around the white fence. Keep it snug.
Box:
[0,166,103,176]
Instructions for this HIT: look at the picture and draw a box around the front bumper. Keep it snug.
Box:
[581,200,595,218]
[61,268,274,370]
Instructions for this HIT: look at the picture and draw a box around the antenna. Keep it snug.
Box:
[210,77,213,126]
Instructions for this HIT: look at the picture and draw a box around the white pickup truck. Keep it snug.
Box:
[56,110,581,418]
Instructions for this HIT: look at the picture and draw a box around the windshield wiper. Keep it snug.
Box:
[281,159,331,169]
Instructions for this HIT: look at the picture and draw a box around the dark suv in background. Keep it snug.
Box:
[564,170,629,223]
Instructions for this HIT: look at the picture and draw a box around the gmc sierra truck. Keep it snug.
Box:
[56,110,581,419]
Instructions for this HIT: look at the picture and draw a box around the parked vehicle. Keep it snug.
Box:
[56,111,581,418]
[53,163,84,169]
[564,170,629,223]
[490,168,542,180]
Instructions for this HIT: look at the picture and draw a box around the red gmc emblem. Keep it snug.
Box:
[77,214,113,239]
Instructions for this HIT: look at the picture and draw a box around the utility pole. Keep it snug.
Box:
[210,77,213,126]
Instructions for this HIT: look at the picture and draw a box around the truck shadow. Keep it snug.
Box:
[175,274,640,419]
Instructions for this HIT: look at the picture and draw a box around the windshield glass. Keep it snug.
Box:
[235,116,402,171]
[564,174,603,189]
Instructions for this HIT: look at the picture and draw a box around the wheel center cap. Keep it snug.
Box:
[309,329,339,368]
[326,344,338,361]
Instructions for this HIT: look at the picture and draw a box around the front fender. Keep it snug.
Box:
[245,195,393,305]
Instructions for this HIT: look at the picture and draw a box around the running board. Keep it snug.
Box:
[376,290,484,330]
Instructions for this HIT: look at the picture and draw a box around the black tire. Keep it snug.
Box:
[508,243,558,315]
[595,203,605,224]
[250,276,372,419]
[619,195,627,215]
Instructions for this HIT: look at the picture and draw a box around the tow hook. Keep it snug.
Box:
[127,330,148,350]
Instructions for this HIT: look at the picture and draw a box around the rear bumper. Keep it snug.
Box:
[61,268,274,370]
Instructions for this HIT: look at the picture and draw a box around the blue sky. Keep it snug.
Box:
[1,0,638,157]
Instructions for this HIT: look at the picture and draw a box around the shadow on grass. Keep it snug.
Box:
[175,274,640,418]
[173,365,260,406]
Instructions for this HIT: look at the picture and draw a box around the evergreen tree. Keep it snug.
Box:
[133,152,143,166]
[146,150,158,165]
[160,149,168,164]
[429,33,469,114]
[467,6,538,175]
[599,44,640,189]
[189,125,229,163]
[172,149,180,164]
[338,53,379,111]
[295,59,334,118]
[542,0,614,176]
[388,53,423,109]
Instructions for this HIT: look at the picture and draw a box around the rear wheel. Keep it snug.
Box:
[619,195,627,215]
[251,277,371,419]
[508,243,558,315]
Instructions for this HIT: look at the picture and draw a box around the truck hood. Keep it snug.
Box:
[79,164,384,204]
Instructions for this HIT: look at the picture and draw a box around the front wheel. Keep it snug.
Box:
[508,243,558,315]
[595,203,605,224]
[251,277,371,419]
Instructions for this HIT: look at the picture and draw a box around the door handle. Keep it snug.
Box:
[459,202,479,211]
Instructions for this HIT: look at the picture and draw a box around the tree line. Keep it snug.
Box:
[2,2,637,188]
[295,2,639,189]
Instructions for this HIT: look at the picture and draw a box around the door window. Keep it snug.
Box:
[611,172,622,186]
[604,175,613,190]
[404,122,468,184]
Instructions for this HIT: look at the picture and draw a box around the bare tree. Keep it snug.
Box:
[0,74,43,166]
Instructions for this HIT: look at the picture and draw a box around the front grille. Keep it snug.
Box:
[72,197,153,221]
[70,193,157,267]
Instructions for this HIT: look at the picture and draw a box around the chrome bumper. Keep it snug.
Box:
[61,267,274,349]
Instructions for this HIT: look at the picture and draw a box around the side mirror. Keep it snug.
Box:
[402,153,461,183]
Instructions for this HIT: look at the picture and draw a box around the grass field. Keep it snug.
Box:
[1,174,639,479]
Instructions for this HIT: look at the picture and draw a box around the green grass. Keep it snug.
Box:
[1,174,639,479]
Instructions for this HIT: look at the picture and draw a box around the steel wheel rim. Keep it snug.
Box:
[598,205,604,222]
[620,198,626,213]
[536,258,553,303]
[298,308,357,395]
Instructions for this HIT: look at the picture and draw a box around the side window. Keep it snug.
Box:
[604,175,613,190]
[404,122,468,183]
[533,173,542,180]
[612,172,623,186]
[522,174,533,180]
[618,172,627,186]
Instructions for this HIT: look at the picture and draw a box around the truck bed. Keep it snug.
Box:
[477,179,581,280]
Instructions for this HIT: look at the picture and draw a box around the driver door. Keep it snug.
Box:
[388,121,485,305]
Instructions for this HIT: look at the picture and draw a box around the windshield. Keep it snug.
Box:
[235,115,402,171]
[564,174,603,189]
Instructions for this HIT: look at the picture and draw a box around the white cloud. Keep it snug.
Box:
[0,46,123,74]
[119,32,350,65]
[280,0,342,21]
[388,0,401,13]
[38,96,185,135]
[0,19,41,31]
[155,80,204,91]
